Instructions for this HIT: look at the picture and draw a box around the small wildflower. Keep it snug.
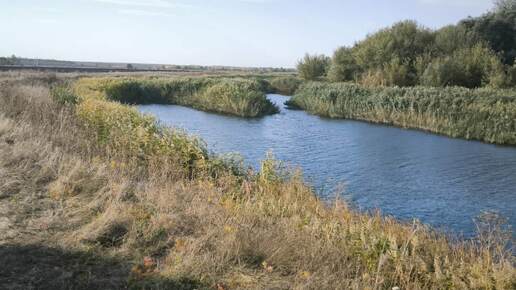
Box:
[223,225,235,233]
[261,261,273,273]
[299,271,311,280]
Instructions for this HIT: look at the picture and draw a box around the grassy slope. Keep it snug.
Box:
[288,82,516,145]
[0,74,514,289]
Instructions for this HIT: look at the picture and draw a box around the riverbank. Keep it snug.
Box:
[138,94,516,236]
[73,76,279,118]
[287,82,516,145]
[0,73,514,289]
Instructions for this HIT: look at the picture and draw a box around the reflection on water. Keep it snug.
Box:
[139,94,516,236]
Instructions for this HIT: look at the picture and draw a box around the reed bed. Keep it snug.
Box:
[288,82,516,144]
[73,77,279,118]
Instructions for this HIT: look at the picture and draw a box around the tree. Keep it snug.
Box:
[0,55,17,66]
[494,0,516,12]
[353,21,435,71]
[126,63,134,70]
[460,2,516,65]
[328,47,359,82]
[297,54,330,81]
[421,44,505,88]
[433,25,480,56]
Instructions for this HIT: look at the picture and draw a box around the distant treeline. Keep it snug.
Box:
[0,55,295,74]
[297,0,516,88]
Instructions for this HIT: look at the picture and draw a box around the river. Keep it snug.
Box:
[139,94,516,237]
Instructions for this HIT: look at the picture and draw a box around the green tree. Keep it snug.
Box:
[433,25,480,56]
[494,0,516,12]
[353,20,434,71]
[328,47,359,82]
[0,55,17,66]
[297,54,330,81]
[421,44,505,88]
[460,1,516,65]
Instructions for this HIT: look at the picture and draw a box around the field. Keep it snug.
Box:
[0,72,514,289]
[288,82,516,145]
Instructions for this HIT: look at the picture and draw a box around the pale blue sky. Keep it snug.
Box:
[0,0,494,67]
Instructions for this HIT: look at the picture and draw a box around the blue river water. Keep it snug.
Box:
[139,94,516,237]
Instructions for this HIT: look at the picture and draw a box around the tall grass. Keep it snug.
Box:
[0,73,514,289]
[74,77,279,118]
[288,82,516,144]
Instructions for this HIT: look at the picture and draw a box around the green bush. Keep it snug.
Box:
[421,44,506,88]
[353,21,434,72]
[460,3,516,65]
[51,85,79,105]
[328,47,360,82]
[301,6,515,89]
[269,76,302,95]
[199,81,278,117]
[297,54,331,81]
[433,25,479,55]
[508,63,516,87]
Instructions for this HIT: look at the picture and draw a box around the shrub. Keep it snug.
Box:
[380,57,416,86]
[269,76,302,95]
[297,54,331,81]
[353,21,434,71]
[300,7,515,89]
[199,80,278,117]
[51,85,79,105]
[460,3,516,65]
[433,25,480,56]
[421,44,506,88]
[328,46,360,82]
[508,63,516,87]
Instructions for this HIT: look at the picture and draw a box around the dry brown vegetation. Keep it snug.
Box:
[0,72,514,289]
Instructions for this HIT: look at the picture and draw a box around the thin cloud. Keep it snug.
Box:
[417,0,492,7]
[93,0,192,8]
[237,0,277,3]
[118,8,175,16]
[35,18,59,24]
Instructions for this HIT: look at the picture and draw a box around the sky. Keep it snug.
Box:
[0,0,495,68]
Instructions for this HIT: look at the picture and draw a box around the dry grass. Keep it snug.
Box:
[0,72,514,289]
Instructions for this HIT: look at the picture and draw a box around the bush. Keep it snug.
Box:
[297,54,331,81]
[301,7,515,89]
[460,3,516,65]
[380,57,415,86]
[421,44,506,88]
[433,25,480,56]
[51,85,79,105]
[353,21,434,71]
[199,80,278,117]
[269,76,302,95]
[509,63,516,87]
[328,47,360,82]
